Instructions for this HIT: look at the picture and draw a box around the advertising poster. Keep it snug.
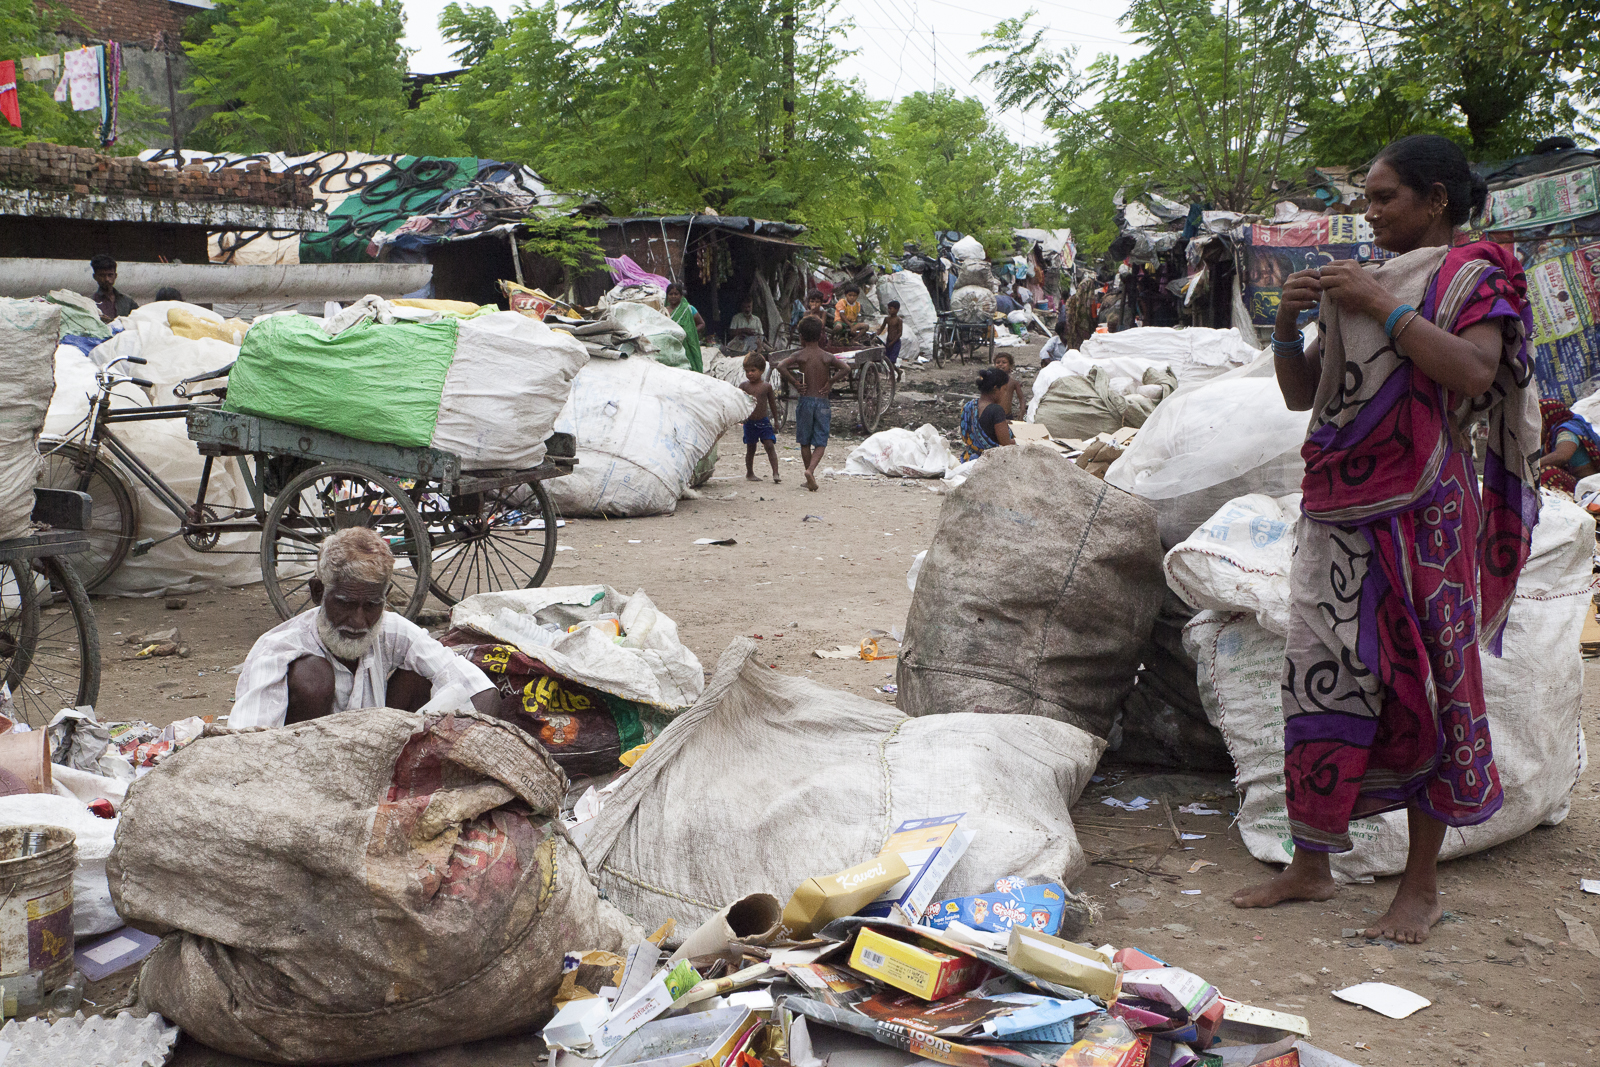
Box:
[1516,237,1600,400]
[1487,166,1600,231]
[1243,215,1392,326]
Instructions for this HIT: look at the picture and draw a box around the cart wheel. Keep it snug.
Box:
[35,439,139,592]
[858,361,891,434]
[1,557,100,727]
[932,328,946,369]
[260,463,431,622]
[424,480,559,605]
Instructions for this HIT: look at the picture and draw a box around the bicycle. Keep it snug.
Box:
[0,489,99,726]
[37,354,575,622]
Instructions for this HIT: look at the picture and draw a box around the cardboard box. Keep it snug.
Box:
[1215,999,1310,1043]
[858,815,975,923]
[1120,968,1217,1017]
[849,927,990,1001]
[781,854,910,938]
[597,961,702,1052]
[924,882,1069,936]
[543,997,612,1051]
[1058,1016,1143,1067]
[1005,926,1118,1000]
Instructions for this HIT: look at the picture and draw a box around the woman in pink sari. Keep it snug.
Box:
[1233,136,1540,943]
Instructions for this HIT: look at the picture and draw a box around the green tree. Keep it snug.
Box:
[183,0,411,154]
[983,0,1319,223]
[879,89,1045,254]
[0,0,152,151]
[1306,0,1596,161]
[413,0,910,258]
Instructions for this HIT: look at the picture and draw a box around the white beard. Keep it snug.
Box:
[317,608,379,662]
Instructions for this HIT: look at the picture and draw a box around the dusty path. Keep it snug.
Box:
[78,335,1599,1065]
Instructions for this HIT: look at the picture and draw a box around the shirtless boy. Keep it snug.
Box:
[739,353,781,483]
[875,300,904,378]
[776,317,851,491]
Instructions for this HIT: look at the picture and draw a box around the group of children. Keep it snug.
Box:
[737,294,1032,492]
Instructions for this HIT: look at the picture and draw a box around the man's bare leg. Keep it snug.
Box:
[764,441,781,482]
[1363,805,1446,943]
[284,655,337,725]
[1233,843,1338,909]
[386,667,434,712]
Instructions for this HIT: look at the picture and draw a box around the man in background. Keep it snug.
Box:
[88,254,138,323]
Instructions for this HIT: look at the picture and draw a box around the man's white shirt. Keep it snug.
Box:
[230,610,493,728]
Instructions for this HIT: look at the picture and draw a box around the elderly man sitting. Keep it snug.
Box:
[231,527,497,727]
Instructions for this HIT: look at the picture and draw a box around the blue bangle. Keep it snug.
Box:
[1272,330,1304,358]
[1385,304,1415,338]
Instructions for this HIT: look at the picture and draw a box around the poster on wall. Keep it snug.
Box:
[1516,237,1600,400]
[1486,166,1600,231]
[1243,215,1392,326]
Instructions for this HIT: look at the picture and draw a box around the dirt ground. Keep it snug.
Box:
[72,335,1600,1065]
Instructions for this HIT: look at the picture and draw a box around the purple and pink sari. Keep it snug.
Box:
[1281,241,1541,853]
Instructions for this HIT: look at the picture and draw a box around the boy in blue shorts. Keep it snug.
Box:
[739,353,781,483]
[776,317,851,491]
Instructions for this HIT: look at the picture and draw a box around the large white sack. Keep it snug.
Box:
[0,300,59,542]
[548,357,754,517]
[952,284,996,322]
[0,793,119,936]
[607,301,688,369]
[448,585,704,709]
[874,272,937,360]
[581,639,1105,932]
[1082,326,1256,385]
[1184,493,1594,882]
[843,425,954,478]
[951,235,987,264]
[1164,493,1301,635]
[46,334,261,597]
[1028,355,1175,423]
[1106,355,1307,548]
[430,312,588,469]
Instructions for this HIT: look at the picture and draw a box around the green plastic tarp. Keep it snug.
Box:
[223,314,458,447]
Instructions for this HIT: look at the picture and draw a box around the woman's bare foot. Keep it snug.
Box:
[1232,863,1338,909]
[1363,882,1443,943]
[773,475,782,484]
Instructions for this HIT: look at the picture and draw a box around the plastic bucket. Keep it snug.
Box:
[0,826,75,989]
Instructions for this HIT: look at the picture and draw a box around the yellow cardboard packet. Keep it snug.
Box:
[780,853,910,938]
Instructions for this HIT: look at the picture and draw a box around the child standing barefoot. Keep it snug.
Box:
[739,353,781,483]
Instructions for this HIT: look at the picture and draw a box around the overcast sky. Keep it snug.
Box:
[399,0,1143,148]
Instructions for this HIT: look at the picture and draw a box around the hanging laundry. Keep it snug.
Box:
[63,46,102,112]
[19,54,61,84]
[0,62,18,129]
[99,42,121,146]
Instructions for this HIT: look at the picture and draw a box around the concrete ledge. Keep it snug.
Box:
[0,188,325,232]
[0,260,431,302]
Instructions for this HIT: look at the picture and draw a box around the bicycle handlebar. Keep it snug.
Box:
[125,377,154,388]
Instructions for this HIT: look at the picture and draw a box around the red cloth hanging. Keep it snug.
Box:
[0,61,19,128]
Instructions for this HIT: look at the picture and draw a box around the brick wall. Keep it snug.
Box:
[0,143,314,206]
[46,0,192,46]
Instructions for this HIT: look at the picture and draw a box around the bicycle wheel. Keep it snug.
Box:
[34,439,139,592]
[424,480,558,605]
[2,557,100,727]
[767,368,791,434]
[260,463,431,622]
[932,326,946,368]
[857,361,890,434]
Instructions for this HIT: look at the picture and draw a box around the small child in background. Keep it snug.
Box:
[992,351,1022,418]
[739,353,781,483]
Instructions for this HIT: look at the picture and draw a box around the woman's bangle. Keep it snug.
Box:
[1392,309,1422,345]
[1272,329,1304,359]
[1385,304,1416,338]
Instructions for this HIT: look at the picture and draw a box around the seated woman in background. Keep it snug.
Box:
[959,367,1014,460]
[1537,398,1600,491]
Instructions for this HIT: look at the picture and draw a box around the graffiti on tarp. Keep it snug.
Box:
[1515,237,1600,400]
[1242,215,1394,326]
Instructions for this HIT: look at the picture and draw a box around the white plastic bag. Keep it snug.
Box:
[548,357,753,517]
[842,425,954,478]
[606,302,688,369]
[1081,326,1257,384]
[1185,493,1594,881]
[950,235,987,264]
[0,300,59,541]
[448,585,704,709]
[873,272,937,361]
[1163,493,1301,635]
[1105,354,1308,548]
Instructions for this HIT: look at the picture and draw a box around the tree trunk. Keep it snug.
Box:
[781,0,795,147]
